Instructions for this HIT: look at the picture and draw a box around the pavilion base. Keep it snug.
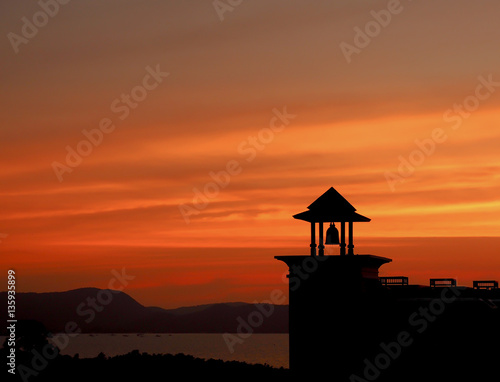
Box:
[275,254,392,379]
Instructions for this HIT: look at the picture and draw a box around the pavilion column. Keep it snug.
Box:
[318,222,325,257]
[310,222,317,256]
[340,221,346,256]
[348,221,354,256]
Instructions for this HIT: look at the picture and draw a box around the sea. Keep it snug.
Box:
[2,333,289,369]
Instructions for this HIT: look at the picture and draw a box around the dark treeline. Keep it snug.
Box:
[2,320,289,382]
[8,351,290,382]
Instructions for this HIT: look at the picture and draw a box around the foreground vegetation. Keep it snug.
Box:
[2,320,289,381]
[10,351,289,381]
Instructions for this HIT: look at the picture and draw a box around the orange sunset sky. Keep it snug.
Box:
[1,1,500,308]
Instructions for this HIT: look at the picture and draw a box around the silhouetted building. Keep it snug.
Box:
[276,187,500,381]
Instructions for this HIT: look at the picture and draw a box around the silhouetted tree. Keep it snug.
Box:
[1,320,60,381]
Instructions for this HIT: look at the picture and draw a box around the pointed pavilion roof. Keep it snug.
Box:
[293,187,371,223]
[307,187,356,212]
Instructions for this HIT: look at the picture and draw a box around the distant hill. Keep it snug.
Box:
[0,288,288,334]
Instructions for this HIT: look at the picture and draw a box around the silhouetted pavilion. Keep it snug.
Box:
[276,187,391,378]
[292,187,370,256]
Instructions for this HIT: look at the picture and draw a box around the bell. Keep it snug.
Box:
[325,222,340,245]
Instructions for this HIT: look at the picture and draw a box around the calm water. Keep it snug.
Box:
[2,334,289,369]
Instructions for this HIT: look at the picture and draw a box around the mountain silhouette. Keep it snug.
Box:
[0,288,288,334]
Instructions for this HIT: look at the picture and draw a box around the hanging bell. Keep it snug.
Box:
[325,222,340,245]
